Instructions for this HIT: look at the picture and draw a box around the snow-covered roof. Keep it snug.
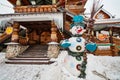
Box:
[0,12,64,30]
[95,18,120,26]
[93,8,113,19]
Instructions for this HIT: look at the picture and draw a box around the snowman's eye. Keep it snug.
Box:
[76,38,81,42]
[76,45,82,51]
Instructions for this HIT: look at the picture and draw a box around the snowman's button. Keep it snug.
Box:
[76,64,81,71]
[76,37,82,42]
[76,45,82,51]
[76,56,81,61]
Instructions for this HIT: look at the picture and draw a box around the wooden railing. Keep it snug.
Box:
[14,5,57,13]
[0,33,11,43]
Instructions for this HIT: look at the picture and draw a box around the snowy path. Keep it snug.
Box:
[0,53,50,80]
[0,51,120,80]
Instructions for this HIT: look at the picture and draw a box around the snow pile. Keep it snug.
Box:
[0,51,120,80]
[0,53,49,80]
[49,51,84,80]
[54,51,120,80]
[86,54,120,80]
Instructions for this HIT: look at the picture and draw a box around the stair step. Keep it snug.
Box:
[9,57,50,60]
[17,55,47,58]
[5,59,54,64]
[21,52,46,55]
[5,45,52,64]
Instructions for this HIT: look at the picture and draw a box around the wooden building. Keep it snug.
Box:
[0,0,87,64]
[92,8,120,56]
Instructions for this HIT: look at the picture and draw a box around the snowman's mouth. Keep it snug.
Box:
[76,28,82,33]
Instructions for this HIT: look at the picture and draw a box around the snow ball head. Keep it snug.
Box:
[70,25,86,35]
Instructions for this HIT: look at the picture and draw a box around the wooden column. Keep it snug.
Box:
[11,22,20,43]
[109,27,115,56]
[109,27,113,43]
[26,28,29,42]
[51,21,58,42]
[47,21,59,58]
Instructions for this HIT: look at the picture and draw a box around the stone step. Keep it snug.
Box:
[24,50,45,52]
[5,59,54,64]
[5,45,52,64]
[22,52,46,54]
[17,54,47,58]
[8,57,50,60]
[20,53,46,55]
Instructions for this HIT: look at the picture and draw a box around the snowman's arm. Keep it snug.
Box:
[60,39,71,48]
[85,43,97,52]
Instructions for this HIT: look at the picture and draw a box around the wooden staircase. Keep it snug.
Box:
[5,45,54,64]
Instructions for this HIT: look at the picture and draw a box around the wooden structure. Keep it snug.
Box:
[93,8,113,19]
[92,8,120,56]
[0,0,65,62]
[0,0,87,45]
[0,0,88,64]
[1,0,120,58]
[65,0,87,15]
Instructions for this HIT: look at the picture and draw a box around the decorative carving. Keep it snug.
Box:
[14,5,57,13]
[51,21,58,42]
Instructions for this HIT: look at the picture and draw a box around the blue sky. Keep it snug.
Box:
[0,0,120,18]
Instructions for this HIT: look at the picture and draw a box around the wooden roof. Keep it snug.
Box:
[93,8,113,19]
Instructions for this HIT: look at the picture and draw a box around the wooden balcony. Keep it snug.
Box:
[14,5,58,13]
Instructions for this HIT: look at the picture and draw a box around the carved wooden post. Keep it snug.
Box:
[51,21,58,42]
[26,28,29,42]
[11,22,20,43]
[109,27,115,56]
[5,22,20,59]
[47,21,59,58]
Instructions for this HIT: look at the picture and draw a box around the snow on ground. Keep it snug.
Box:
[0,51,120,80]
[86,54,120,80]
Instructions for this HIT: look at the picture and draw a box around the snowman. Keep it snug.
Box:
[60,15,97,78]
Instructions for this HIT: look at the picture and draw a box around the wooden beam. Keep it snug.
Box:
[21,0,31,5]
[8,0,17,6]
[8,0,30,6]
